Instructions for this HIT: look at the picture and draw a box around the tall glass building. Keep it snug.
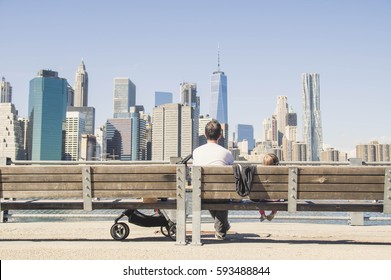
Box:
[210,49,228,124]
[155,91,173,106]
[237,124,255,153]
[27,70,68,160]
[113,78,136,118]
[302,73,323,161]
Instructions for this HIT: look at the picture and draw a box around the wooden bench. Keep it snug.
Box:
[191,165,391,244]
[0,164,187,245]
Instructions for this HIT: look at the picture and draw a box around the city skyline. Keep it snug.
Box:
[1,0,390,155]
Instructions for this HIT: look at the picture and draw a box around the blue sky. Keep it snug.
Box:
[1,0,390,155]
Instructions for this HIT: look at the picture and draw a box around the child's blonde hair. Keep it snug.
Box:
[263,153,279,166]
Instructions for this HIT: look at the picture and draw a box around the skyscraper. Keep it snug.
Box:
[302,73,323,161]
[0,103,24,160]
[152,103,197,161]
[276,96,288,146]
[64,111,86,161]
[210,47,228,124]
[67,106,95,135]
[113,78,136,118]
[74,60,88,107]
[27,70,67,160]
[180,82,200,150]
[1,77,12,103]
[155,91,173,106]
[67,61,95,135]
[236,124,255,153]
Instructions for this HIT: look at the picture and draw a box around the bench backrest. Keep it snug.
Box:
[198,165,390,202]
[0,165,178,199]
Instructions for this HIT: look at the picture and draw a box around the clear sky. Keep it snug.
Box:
[1,0,390,156]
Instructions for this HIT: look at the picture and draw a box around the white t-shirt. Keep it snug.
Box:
[192,142,234,166]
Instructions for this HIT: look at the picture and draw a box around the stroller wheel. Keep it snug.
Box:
[160,226,169,237]
[110,222,130,240]
[168,224,176,241]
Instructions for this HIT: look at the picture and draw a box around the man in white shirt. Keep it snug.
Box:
[192,119,234,240]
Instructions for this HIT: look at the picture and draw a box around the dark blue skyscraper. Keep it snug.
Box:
[210,47,228,124]
[237,124,255,152]
[27,70,67,160]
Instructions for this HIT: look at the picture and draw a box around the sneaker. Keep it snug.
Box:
[260,213,267,222]
[266,212,276,221]
[215,232,226,240]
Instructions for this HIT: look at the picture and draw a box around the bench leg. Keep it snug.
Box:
[176,165,187,245]
[191,166,202,245]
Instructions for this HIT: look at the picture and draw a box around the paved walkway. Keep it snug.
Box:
[1,221,391,259]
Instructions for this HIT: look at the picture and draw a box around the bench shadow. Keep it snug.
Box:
[199,233,391,246]
[1,233,391,246]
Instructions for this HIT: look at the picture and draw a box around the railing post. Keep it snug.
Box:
[384,169,391,214]
[0,157,11,222]
[349,158,364,225]
[175,164,187,245]
[288,167,298,213]
[191,166,202,245]
[82,166,93,211]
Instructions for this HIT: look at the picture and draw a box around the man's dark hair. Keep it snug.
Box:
[205,119,221,140]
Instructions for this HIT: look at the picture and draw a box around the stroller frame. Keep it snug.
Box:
[110,154,192,241]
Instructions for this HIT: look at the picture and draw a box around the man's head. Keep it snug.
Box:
[205,119,222,141]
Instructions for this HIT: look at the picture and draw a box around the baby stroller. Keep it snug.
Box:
[110,208,176,241]
[110,154,192,241]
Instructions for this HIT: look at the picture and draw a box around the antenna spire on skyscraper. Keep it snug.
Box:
[217,43,220,72]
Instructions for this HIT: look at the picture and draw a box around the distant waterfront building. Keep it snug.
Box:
[27,70,67,160]
[292,142,307,161]
[276,96,288,146]
[180,82,200,150]
[17,117,29,160]
[0,103,24,160]
[321,148,339,162]
[105,106,147,161]
[210,47,228,124]
[152,103,197,161]
[113,78,136,119]
[155,91,173,106]
[106,118,132,160]
[67,84,74,106]
[356,141,391,162]
[1,77,12,103]
[64,111,86,161]
[74,60,89,107]
[130,106,148,160]
[95,125,106,161]
[67,106,95,135]
[80,134,96,161]
[68,61,95,134]
[287,108,297,126]
[302,73,323,161]
[237,124,255,153]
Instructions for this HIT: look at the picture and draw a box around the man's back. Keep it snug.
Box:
[192,143,233,166]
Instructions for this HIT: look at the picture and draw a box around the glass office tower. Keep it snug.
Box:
[28,70,68,160]
[210,47,228,124]
[113,78,136,119]
[302,73,323,161]
[155,91,173,106]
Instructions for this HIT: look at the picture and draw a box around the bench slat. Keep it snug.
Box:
[1,190,176,199]
[91,174,177,182]
[91,165,176,174]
